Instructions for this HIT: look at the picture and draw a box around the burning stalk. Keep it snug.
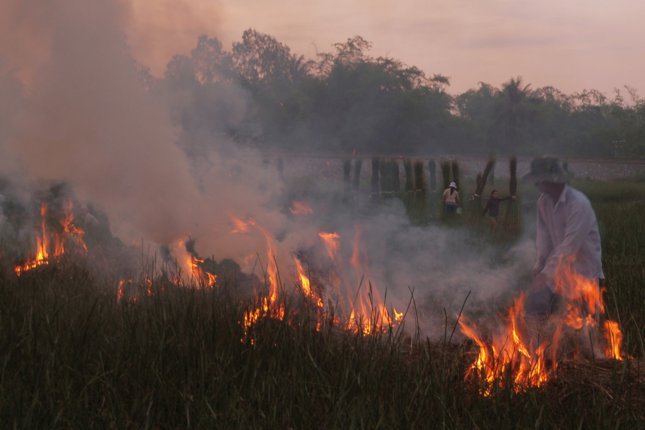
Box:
[14,200,88,276]
[459,259,627,395]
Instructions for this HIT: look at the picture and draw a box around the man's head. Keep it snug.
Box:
[490,189,498,198]
[449,181,457,189]
[523,157,572,186]
[523,157,571,199]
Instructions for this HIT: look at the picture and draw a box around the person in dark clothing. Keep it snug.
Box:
[482,189,515,231]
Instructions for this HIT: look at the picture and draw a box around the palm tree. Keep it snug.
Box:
[496,77,534,153]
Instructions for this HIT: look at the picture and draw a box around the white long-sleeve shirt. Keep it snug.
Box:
[534,185,604,284]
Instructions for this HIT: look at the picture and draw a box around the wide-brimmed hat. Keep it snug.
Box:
[449,181,458,189]
[522,157,573,184]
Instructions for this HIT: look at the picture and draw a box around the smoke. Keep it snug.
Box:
[0,0,276,250]
[0,0,534,339]
[125,0,222,76]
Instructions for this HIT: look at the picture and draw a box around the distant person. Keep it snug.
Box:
[522,157,604,316]
[482,189,515,231]
[442,181,460,216]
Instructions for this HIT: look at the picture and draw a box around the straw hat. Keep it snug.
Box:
[522,157,573,184]
[449,181,458,189]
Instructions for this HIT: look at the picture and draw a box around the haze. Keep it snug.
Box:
[127,0,645,97]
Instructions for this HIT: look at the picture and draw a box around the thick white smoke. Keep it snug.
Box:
[0,0,533,339]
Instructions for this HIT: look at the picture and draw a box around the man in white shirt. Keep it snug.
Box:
[522,157,604,315]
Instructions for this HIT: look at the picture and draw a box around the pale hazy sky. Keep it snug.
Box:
[129,0,645,96]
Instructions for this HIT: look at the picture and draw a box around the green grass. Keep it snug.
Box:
[0,177,644,428]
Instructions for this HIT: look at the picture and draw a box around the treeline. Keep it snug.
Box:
[152,29,645,158]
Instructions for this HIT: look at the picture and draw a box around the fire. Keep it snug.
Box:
[459,258,626,395]
[230,215,254,234]
[318,232,340,259]
[116,277,155,303]
[14,201,87,276]
[232,216,285,342]
[294,256,323,308]
[189,255,217,289]
[289,200,313,216]
[603,320,623,361]
[60,199,88,253]
[459,294,550,395]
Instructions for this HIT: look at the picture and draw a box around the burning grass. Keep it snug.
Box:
[0,177,643,428]
[0,266,642,429]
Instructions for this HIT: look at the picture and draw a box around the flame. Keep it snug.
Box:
[460,258,627,395]
[459,294,551,395]
[345,227,396,334]
[235,216,285,342]
[294,256,323,308]
[116,279,126,302]
[603,320,623,361]
[189,254,217,289]
[15,201,87,276]
[230,215,254,234]
[318,232,340,262]
[60,199,88,253]
[289,200,313,215]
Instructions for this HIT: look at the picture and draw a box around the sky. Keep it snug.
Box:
[126,0,645,98]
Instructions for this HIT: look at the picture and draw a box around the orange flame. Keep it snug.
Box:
[15,202,86,276]
[189,255,217,289]
[235,216,285,342]
[603,320,623,361]
[289,200,313,216]
[294,256,323,308]
[318,232,340,262]
[460,258,627,395]
[60,199,88,253]
[459,293,550,394]
[230,215,254,234]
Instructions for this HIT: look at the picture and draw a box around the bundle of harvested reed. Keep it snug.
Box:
[404,159,414,192]
[474,157,496,197]
[440,160,451,190]
[353,159,362,191]
[428,159,437,191]
[371,158,380,194]
[413,160,426,193]
[343,159,351,186]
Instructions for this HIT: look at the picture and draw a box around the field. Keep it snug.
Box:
[0,174,644,429]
